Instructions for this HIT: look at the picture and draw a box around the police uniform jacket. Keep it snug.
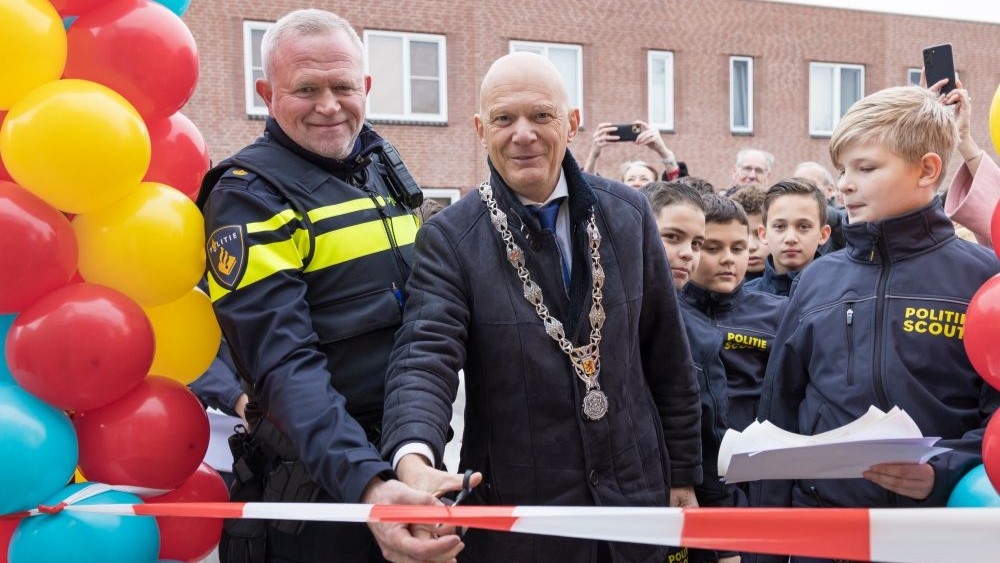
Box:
[381,154,702,563]
[756,197,1000,511]
[744,255,805,297]
[679,282,785,500]
[202,118,417,503]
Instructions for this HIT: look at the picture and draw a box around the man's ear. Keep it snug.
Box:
[917,152,943,189]
[255,79,273,112]
[474,114,486,147]
[566,108,581,143]
[365,75,372,94]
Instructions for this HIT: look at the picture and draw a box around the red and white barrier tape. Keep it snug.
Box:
[57,502,1000,562]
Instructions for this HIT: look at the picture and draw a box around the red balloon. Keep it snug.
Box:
[64,0,199,120]
[146,462,228,562]
[0,182,78,313]
[74,376,209,489]
[49,0,112,16]
[991,200,1000,257]
[985,414,1000,496]
[7,283,152,411]
[0,516,19,563]
[0,112,12,183]
[964,274,1000,393]
[144,113,210,201]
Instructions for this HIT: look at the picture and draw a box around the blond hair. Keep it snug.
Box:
[829,86,957,185]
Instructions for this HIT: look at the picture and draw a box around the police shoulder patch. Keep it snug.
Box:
[208,225,246,289]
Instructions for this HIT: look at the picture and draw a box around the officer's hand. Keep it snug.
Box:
[669,486,699,508]
[863,462,935,500]
[397,454,483,499]
[361,477,464,563]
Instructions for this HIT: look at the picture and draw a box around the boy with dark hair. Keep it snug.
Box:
[641,181,707,290]
[730,184,768,282]
[755,86,1000,560]
[677,195,785,563]
[745,179,830,297]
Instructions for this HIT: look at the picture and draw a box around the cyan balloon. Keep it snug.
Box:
[151,0,191,17]
[0,313,15,386]
[0,385,77,514]
[9,483,160,563]
[947,464,1000,507]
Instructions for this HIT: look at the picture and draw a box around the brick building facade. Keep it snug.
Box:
[180,0,1000,196]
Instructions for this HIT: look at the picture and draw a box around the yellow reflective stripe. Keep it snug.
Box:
[247,208,299,234]
[305,215,419,273]
[307,196,390,223]
[240,239,304,288]
[207,273,230,302]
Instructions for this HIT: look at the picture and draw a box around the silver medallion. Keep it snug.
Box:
[582,388,608,421]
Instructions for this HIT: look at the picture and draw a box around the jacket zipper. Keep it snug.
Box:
[871,241,890,409]
[846,304,855,386]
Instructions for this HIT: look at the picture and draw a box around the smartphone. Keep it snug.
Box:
[612,123,641,142]
[923,43,956,95]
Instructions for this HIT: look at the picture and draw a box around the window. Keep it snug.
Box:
[510,41,583,123]
[730,56,753,133]
[809,62,864,136]
[647,51,675,131]
[364,31,447,123]
[243,21,271,117]
[422,188,462,207]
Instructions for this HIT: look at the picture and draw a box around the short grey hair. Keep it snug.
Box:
[735,148,775,171]
[261,9,363,80]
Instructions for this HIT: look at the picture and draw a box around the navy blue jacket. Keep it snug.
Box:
[382,154,702,563]
[679,282,786,490]
[744,255,806,297]
[756,198,1000,512]
[202,119,418,504]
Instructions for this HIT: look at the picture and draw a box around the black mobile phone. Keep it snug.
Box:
[923,43,956,95]
[612,123,641,142]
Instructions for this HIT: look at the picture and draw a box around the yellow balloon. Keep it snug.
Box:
[990,83,1000,158]
[0,79,150,214]
[73,182,206,306]
[0,0,66,109]
[143,287,222,385]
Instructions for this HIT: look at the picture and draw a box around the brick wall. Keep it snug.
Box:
[181,0,1000,194]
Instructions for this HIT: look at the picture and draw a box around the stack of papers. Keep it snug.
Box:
[718,406,951,483]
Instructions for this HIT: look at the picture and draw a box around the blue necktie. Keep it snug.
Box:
[530,198,571,288]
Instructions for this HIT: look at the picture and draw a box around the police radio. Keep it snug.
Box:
[378,140,423,210]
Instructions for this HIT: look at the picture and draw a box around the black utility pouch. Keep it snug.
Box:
[220,427,268,563]
[263,459,321,534]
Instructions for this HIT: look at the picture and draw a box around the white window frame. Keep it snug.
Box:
[647,51,675,131]
[509,41,584,124]
[809,62,865,137]
[729,55,753,134]
[422,188,461,206]
[730,56,754,134]
[243,20,271,117]
[364,30,448,123]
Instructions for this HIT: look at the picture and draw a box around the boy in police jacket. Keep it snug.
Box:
[674,193,786,563]
[751,86,1000,563]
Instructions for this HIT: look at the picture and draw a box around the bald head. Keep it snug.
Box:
[474,52,580,202]
[479,52,571,114]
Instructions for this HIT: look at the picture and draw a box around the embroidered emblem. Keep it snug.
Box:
[208,225,245,289]
[231,169,249,176]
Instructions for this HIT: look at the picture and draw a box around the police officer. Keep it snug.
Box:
[199,9,466,563]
